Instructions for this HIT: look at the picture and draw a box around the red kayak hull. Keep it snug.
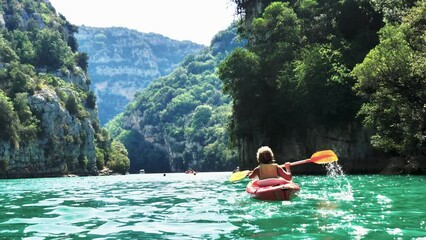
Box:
[246,178,300,201]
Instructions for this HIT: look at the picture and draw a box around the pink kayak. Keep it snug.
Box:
[246,178,300,201]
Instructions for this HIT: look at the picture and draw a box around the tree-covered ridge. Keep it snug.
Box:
[1,0,81,72]
[75,26,205,125]
[106,26,244,173]
[223,0,425,171]
[0,0,129,178]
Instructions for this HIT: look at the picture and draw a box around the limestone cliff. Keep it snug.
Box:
[75,26,205,125]
[1,78,98,178]
[0,0,104,178]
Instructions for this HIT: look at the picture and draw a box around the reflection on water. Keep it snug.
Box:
[0,172,425,239]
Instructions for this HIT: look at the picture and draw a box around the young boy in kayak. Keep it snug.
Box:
[248,146,292,181]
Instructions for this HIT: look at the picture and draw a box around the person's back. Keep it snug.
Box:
[259,163,280,179]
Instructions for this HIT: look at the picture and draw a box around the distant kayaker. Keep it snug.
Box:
[248,146,292,181]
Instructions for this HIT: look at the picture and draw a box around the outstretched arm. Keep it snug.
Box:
[278,162,292,181]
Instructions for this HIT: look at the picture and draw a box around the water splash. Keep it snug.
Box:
[325,161,345,177]
[326,162,354,201]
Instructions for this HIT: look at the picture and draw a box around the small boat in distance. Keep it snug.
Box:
[139,169,145,174]
[185,169,197,175]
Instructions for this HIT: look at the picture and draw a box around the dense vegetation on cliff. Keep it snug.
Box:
[220,0,425,169]
[0,0,129,178]
[352,1,425,156]
[106,26,244,173]
[75,26,205,125]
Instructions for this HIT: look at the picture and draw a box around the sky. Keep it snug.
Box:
[49,0,238,46]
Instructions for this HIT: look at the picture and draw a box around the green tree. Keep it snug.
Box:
[0,90,19,146]
[14,92,39,141]
[76,52,89,72]
[7,62,36,95]
[368,0,417,23]
[219,2,302,140]
[34,29,73,69]
[3,0,23,31]
[0,36,19,63]
[65,93,79,116]
[95,147,105,170]
[352,2,426,155]
[250,2,301,79]
[218,48,260,99]
[161,92,200,121]
[191,105,212,129]
[86,90,96,109]
[108,141,130,174]
[8,30,36,64]
[292,44,357,125]
[78,155,89,169]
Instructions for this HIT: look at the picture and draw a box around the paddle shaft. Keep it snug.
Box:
[278,158,311,168]
[289,158,314,166]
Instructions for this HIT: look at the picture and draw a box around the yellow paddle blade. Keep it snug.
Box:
[310,150,338,164]
[229,170,250,182]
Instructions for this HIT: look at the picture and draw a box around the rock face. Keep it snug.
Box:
[0,0,102,178]
[75,26,205,125]
[0,75,99,178]
[238,123,395,174]
[380,156,426,175]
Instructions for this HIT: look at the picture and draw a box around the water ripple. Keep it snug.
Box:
[1,173,425,239]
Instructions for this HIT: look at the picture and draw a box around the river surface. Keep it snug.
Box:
[1,166,425,239]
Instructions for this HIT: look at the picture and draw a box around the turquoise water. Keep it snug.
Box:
[1,169,425,239]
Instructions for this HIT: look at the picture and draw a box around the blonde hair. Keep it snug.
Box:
[256,146,275,164]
